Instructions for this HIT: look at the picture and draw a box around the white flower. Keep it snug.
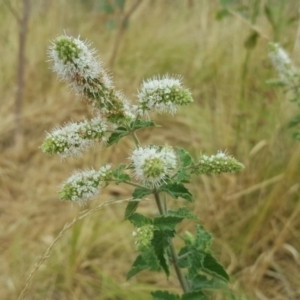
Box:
[269,43,298,84]
[41,117,107,158]
[48,35,112,96]
[137,75,193,115]
[129,145,177,186]
[59,165,112,205]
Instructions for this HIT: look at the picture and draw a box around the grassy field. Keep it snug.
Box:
[1,0,300,299]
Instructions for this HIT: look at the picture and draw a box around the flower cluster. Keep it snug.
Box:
[48,35,132,123]
[268,43,298,84]
[193,151,244,175]
[137,76,193,115]
[59,165,112,204]
[132,225,155,250]
[130,145,177,186]
[41,117,107,158]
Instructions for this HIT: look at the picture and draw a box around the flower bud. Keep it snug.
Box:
[137,75,193,115]
[132,225,155,250]
[59,165,112,205]
[41,117,107,158]
[194,151,244,175]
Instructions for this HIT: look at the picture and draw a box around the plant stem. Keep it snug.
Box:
[131,131,140,146]
[153,189,190,293]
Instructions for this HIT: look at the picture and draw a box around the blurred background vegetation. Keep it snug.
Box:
[1,0,300,299]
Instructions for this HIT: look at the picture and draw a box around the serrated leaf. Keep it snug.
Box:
[124,201,139,220]
[177,246,190,268]
[202,253,229,282]
[130,119,157,131]
[151,290,180,300]
[154,215,183,231]
[181,291,209,300]
[126,254,148,279]
[177,148,194,168]
[244,30,258,50]
[152,229,174,277]
[187,248,205,279]
[107,127,128,145]
[161,183,194,202]
[168,207,199,221]
[128,213,153,227]
[190,274,225,290]
[194,225,212,252]
[132,186,152,199]
[127,248,161,279]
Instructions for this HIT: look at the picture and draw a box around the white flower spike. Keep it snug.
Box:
[130,145,177,186]
[137,75,193,115]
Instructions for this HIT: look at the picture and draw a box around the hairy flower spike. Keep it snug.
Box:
[48,35,135,123]
[41,117,107,158]
[132,225,155,250]
[130,145,177,186]
[268,43,298,84]
[59,165,112,205]
[137,75,193,114]
[194,151,244,175]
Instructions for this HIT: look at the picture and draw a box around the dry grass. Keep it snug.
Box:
[1,0,300,299]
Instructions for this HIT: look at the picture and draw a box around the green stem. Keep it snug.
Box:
[130,130,140,146]
[153,189,190,293]
[114,180,150,190]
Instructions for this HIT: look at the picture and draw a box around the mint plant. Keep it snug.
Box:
[268,43,300,140]
[42,34,244,299]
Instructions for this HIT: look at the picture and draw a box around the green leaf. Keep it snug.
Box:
[177,246,190,268]
[187,248,206,279]
[154,215,183,231]
[130,119,157,131]
[161,183,194,202]
[177,148,194,168]
[202,253,230,282]
[107,127,128,145]
[132,186,152,199]
[244,30,258,50]
[190,274,225,290]
[124,201,139,220]
[127,249,161,279]
[152,229,174,277]
[112,163,131,184]
[151,290,180,300]
[181,291,209,300]
[168,207,199,221]
[194,225,212,252]
[175,169,191,183]
[126,254,148,279]
[128,213,153,227]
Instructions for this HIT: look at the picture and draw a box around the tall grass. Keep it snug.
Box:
[0,1,300,299]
